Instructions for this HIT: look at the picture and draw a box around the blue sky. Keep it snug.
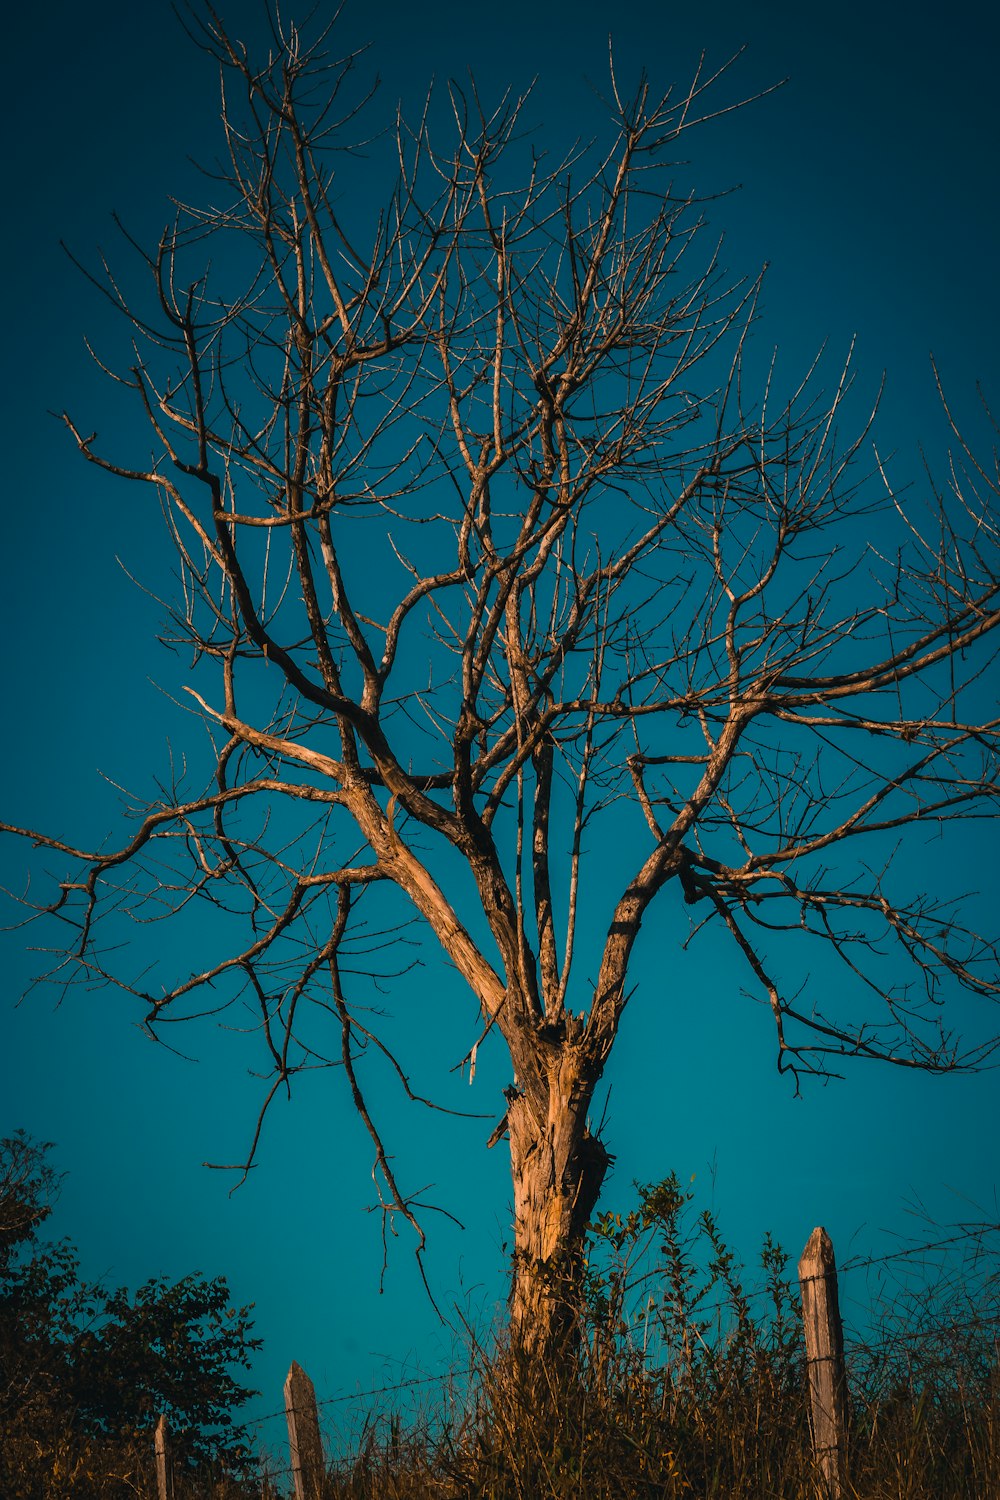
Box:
[2,0,998,1459]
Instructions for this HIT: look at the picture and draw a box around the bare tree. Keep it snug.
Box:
[4,8,999,1357]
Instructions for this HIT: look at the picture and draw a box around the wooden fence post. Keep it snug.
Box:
[154,1413,172,1500]
[799,1226,849,1499]
[284,1360,326,1500]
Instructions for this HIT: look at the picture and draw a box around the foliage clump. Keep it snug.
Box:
[0,1132,262,1499]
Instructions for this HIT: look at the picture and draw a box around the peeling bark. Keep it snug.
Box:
[505,1027,610,1356]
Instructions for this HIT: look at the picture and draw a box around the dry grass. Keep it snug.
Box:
[320,1177,1000,1500]
[4,1177,997,1497]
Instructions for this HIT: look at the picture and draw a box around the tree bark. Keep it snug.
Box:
[505,1032,609,1359]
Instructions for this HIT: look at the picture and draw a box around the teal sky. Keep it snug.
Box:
[2,0,998,1458]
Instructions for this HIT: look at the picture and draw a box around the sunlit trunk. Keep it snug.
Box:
[506,1058,610,1359]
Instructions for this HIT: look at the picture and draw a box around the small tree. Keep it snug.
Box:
[4,9,999,1358]
[0,1135,261,1485]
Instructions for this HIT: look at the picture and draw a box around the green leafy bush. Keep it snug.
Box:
[0,1132,262,1498]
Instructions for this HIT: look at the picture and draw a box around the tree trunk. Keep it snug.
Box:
[506,1046,610,1361]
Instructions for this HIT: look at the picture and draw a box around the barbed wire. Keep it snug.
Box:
[232,1368,457,1436]
[848,1308,1000,1350]
[838,1220,1000,1276]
